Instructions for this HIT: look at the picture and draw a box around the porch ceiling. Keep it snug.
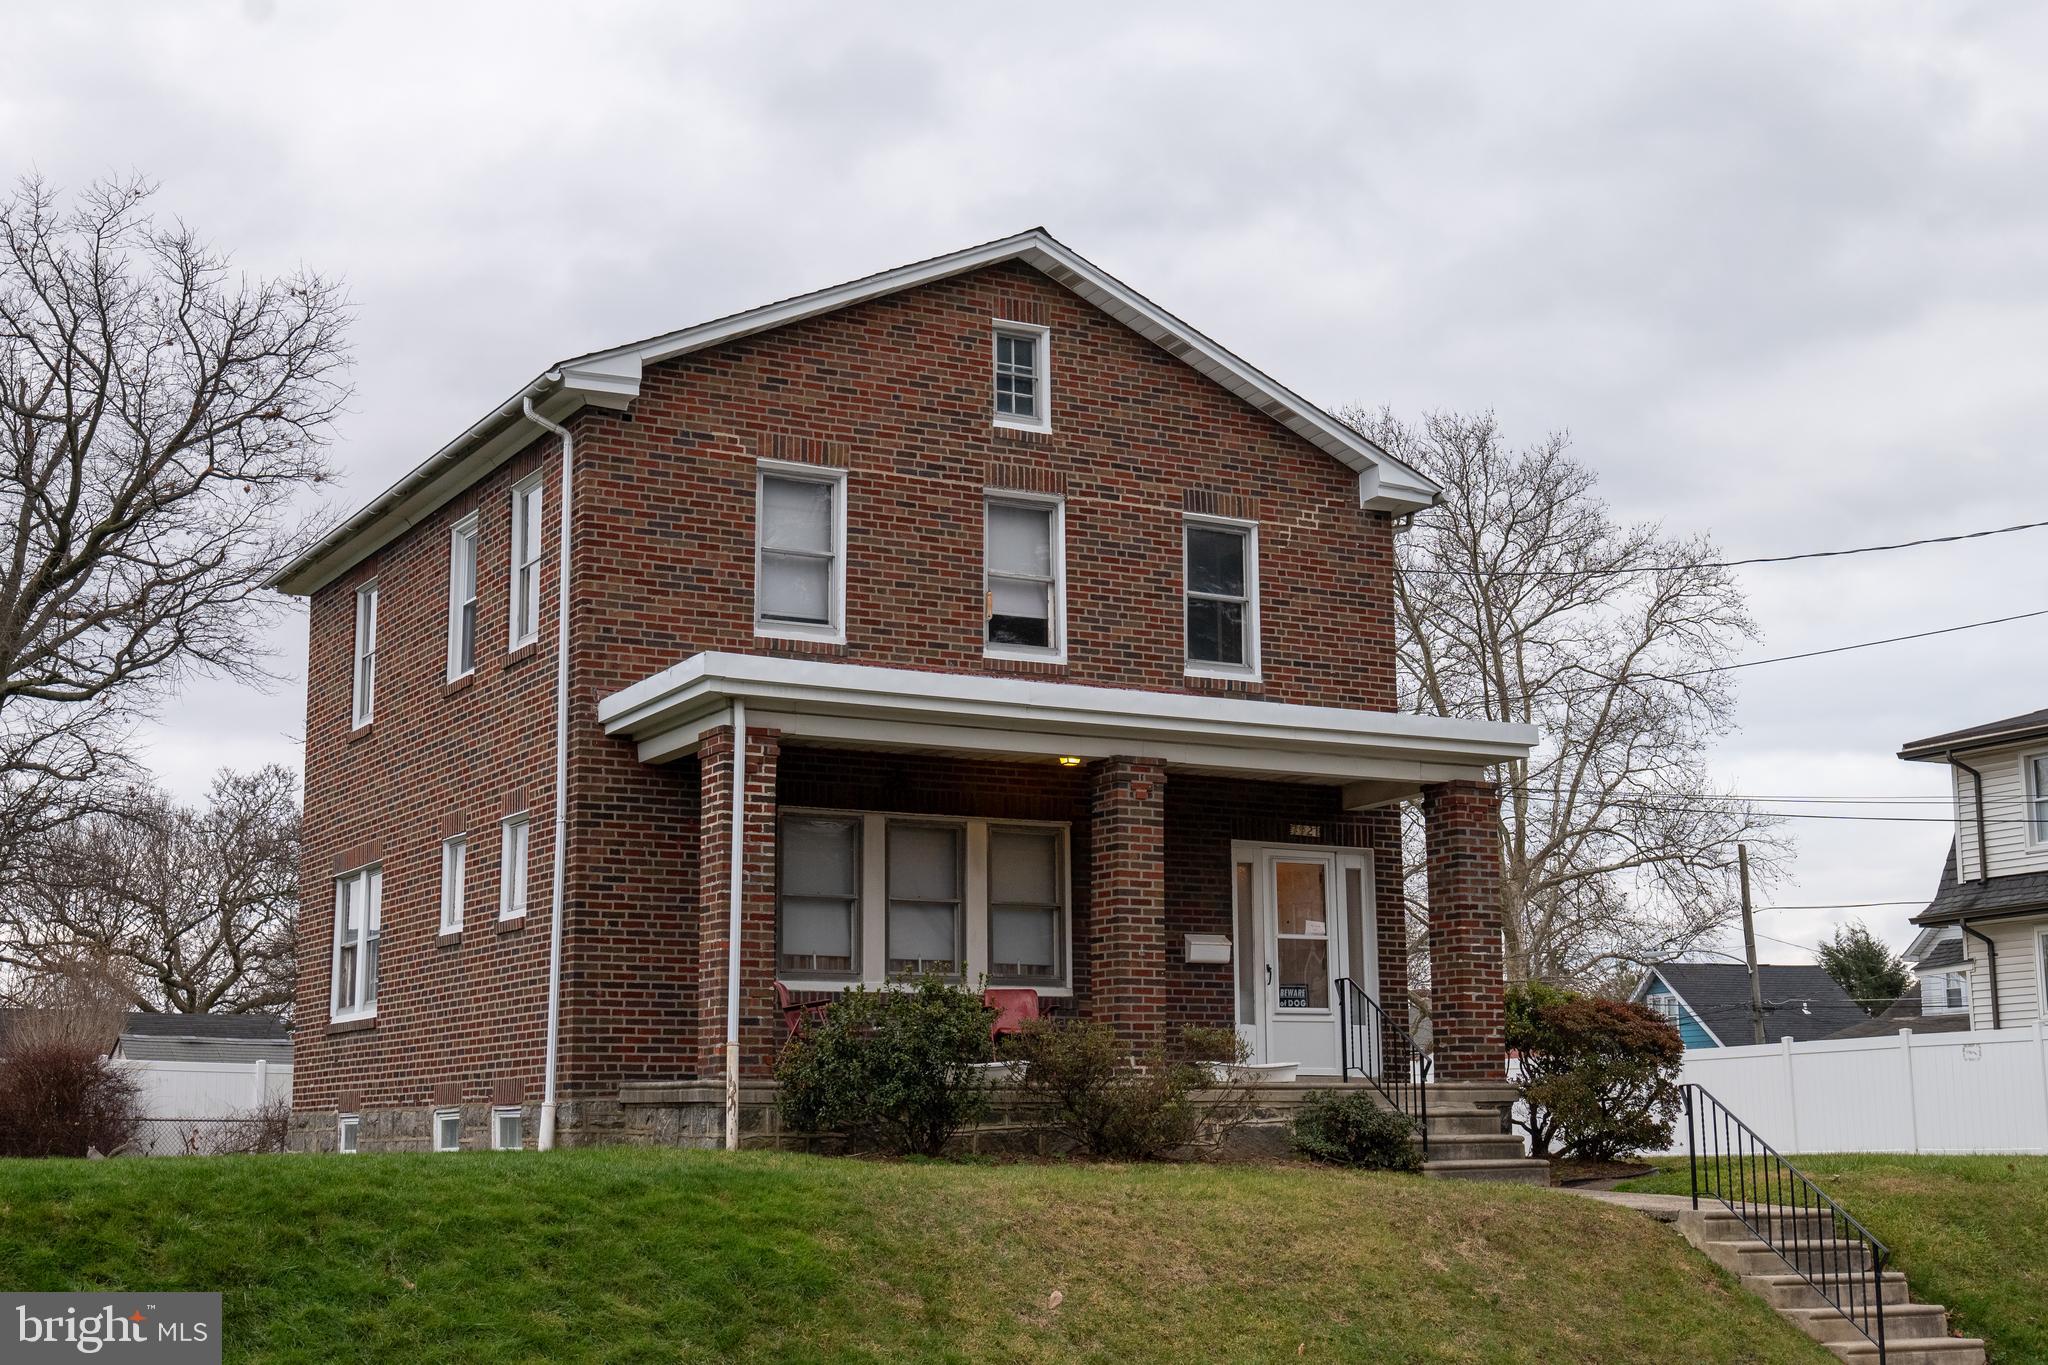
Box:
[596,653,1535,808]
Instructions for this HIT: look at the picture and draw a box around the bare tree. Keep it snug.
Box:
[1346,408,1787,992]
[0,765,300,1017]
[0,174,347,873]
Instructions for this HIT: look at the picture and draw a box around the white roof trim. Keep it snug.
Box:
[599,652,1535,777]
[1632,970,1726,1047]
[273,228,1438,596]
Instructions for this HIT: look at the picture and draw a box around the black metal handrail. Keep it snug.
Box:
[1335,977,1430,1153]
[1683,1084,1889,1361]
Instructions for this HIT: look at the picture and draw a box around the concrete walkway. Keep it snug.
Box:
[1544,1186,1692,1222]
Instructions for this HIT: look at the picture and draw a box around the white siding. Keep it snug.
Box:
[1957,914,2048,1030]
[1950,745,2048,880]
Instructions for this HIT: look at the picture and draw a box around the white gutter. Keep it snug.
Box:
[521,397,575,1151]
[725,699,747,1151]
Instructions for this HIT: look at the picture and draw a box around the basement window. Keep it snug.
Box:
[434,1108,461,1153]
[337,1114,359,1154]
[492,1107,523,1151]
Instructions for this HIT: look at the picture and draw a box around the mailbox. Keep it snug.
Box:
[1183,933,1232,964]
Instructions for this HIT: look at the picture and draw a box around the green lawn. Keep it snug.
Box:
[0,1148,1831,1364]
[1619,1154,2048,1364]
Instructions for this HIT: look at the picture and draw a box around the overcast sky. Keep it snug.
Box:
[9,1,2047,965]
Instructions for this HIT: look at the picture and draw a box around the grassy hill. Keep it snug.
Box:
[1621,1153,2048,1364]
[0,1148,1828,1363]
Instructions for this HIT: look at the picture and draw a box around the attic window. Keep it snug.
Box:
[993,323,1050,432]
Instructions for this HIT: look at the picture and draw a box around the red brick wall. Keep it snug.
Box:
[1422,780,1506,1082]
[295,256,1409,1114]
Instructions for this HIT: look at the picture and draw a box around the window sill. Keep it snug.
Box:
[437,929,463,946]
[504,641,540,670]
[442,672,477,699]
[327,1016,377,1036]
[345,722,376,745]
[495,914,527,934]
[992,415,1052,436]
[984,645,1066,667]
[755,624,846,647]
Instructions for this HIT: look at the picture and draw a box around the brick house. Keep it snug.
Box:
[274,230,1536,1156]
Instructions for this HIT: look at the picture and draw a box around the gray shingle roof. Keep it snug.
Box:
[1899,707,2048,759]
[119,1013,287,1041]
[1914,938,1965,971]
[1646,962,1871,1044]
[1915,842,2048,925]
[1826,991,1973,1039]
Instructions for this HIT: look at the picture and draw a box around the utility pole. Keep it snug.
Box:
[1738,843,1765,1045]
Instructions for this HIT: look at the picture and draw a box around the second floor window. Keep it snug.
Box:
[331,865,381,1023]
[351,583,378,728]
[756,464,845,641]
[2029,754,2048,844]
[1184,518,1259,677]
[510,476,544,649]
[501,813,530,919]
[984,496,1063,656]
[448,514,479,679]
[440,835,466,934]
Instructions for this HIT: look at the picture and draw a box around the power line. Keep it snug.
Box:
[1501,790,2024,825]
[1399,515,2048,579]
[1684,607,2048,678]
[1756,899,1928,912]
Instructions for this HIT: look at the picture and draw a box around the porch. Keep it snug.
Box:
[595,653,1536,1101]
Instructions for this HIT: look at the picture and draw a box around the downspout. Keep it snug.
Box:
[1948,753,2000,1030]
[523,397,574,1150]
[725,700,747,1151]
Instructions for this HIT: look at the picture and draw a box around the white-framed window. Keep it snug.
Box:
[509,475,544,649]
[351,583,379,728]
[1944,972,1966,1011]
[492,1107,523,1151]
[777,811,1072,992]
[987,826,1064,985]
[992,322,1051,432]
[1645,993,1681,1026]
[755,462,847,642]
[330,865,382,1023]
[500,814,530,920]
[434,1108,461,1153]
[1183,516,1260,679]
[887,822,965,978]
[778,814,860,979]
[2026,753,2048,846]
[984,493,1065,660]
[448,513,479,680]
[440,835,467,934]
[337,1114,359,1154]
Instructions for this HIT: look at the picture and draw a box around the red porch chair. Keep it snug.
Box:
[983,988,1041,1042]
[776,981,833,1040]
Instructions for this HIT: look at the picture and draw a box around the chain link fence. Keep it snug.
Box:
[118,1109,289,1157]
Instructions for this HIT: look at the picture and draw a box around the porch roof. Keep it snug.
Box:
[596,653,1536,806]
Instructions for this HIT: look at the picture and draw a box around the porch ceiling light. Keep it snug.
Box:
[1057,755,1083,767]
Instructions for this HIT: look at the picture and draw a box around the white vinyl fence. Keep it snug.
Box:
[115,1057,292,1121]
[1658,1022,2048,1156]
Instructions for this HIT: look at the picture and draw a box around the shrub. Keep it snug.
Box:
[775,975,994,1156]
[0,1039,141,1158]
[1289,1089,1423,1171]
[1508,983,1683,1160]
[1014,1019,1253,1160]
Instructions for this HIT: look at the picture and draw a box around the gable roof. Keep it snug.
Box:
[273,228,1439,597]
[1636,962,1869,1045]
[1899,707,2048,760]
[119,1012,287,1041]
[112,1012,291,1064]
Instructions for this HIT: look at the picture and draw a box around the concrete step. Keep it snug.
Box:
[1423,1106,1508,1138]
[1783,1303,1952,1343]
[1420,1134,1529,1163]
[1825,1337,1987,1365]
[1746,1272,1911,1311]
[1705,1238,1882,1279]
[1422,1157,1552,1186]
[1686,1207,1839,1242]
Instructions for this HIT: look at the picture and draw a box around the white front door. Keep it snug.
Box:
[1232,844,1376,1076]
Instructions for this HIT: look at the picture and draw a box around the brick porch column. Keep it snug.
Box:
[1089,756,1167,1052]
[1366,806,1415,1078]
[696,724,782,1080]
[1422,779,1506,1082]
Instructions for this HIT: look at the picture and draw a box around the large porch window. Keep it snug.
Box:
[778,810,1070,991]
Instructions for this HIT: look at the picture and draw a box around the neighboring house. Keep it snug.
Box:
[1903,923,1972,1020]
[272,229,1537,1154]
[112,1014,293,1124]
[1900,708,2048,1032]
[1631,963,1868,1048]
